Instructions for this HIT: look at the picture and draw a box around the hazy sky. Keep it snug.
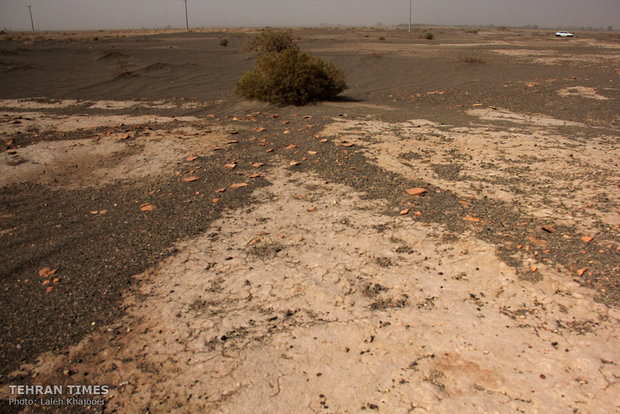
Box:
[1,0,619,31]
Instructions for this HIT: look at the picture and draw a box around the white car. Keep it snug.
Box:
[555,31,574,38]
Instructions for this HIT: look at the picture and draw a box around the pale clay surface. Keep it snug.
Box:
[1,99,619,413]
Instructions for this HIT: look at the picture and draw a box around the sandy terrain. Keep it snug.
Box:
[0,27,619,413]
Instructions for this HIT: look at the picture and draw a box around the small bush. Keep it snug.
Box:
[220,39,229,47]
[378,36,386,41]
[423,32,434,40]
[243,27,294,53]
[460,57,486,64]
[235,46,346,105]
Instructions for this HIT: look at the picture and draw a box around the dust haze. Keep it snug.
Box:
[1,0,619,31]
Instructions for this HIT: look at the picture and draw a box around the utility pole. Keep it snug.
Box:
[184,0,189,30]
[409,0,412,33]
[27,5,35,33]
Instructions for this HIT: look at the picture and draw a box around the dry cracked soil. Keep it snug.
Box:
[0,27,619,413]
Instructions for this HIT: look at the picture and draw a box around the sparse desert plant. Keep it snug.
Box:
[243,27,294,53]
[460,57,487,64]
[422,32,434,40]
[220,38,229,47]
[235,46,346,105]
[378,36,386,41]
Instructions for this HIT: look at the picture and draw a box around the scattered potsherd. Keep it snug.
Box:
[39,267,57,278]
[463,216,481,222]
[576,267,588,277]
[230,182,248,189]
[400,209,410,216]
[182,176,199,182]
[581,236,593,243]
[140,203,156,212]
[406,188,427,196]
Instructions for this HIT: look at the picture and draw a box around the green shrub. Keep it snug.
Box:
[423,32,434,40]
[243,27,294,53]
[378,36,386,41]
[235,46,346,105]
[220,38,229,47]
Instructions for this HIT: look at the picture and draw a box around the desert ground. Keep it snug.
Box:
[0,27,619,413]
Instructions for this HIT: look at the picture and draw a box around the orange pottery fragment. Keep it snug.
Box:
[406,188,427,196]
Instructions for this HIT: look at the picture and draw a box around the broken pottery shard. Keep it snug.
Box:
[528,235,548,246]
[406,188,427,196]
[230,182,248,189]
[39,267,57,278]
[463,216,481,222]
[581,236,593,243]
[183,176,199,182]
[140,203,156,212]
